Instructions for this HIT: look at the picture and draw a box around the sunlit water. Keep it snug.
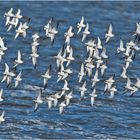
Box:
[0,1,140,139]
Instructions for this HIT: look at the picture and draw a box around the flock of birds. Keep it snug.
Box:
[0,8,140,124]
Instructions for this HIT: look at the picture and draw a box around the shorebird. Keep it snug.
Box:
[125,53,133,69]
[52,92,61,107]
[0,111,5,124]
[77,16,85,34]
[41,64,51,90]
[104,75,115,93]
[96,58,103,69]
[78,63,85,83]
[91,69,100,87]
[46,95,54,110]
[14,50,23,67]
[14,71,22,89]
[108,86,117,99]
[44,18,53,36]
[96,37,103,49]
[30,51,39,69]
[64,26,74,45]
[13,9,23,27]
[100,63,107,77]
[4,8,14,26]
[0,50,5,62]
[15,22,24,39]
[134,77,140,89]
[65,90,73,106]
[105,24,114,43]
[34,89,43,112]
[90,88,97,106]
[32,33,40,42]
[79,81,87,98]
[47,23,59,45]
[66,47,75,67]
[120,66,127,79]
[124,78,138,97]
[54,47,66,69]
[82,23,90,42]
[7,18,17,32]
[85,61,95,78]
[85,39,96,53]
[0,37,7,51]
[0,89,4,102]
[93,48,101,60]
[61,80,70,96]
[1,63,15,87]
[100,48,108,59]
[117,39,125,54]
[134,22,140,44]
[59,101,66,114]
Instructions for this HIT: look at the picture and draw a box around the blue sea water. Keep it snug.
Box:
[0,1,140,139]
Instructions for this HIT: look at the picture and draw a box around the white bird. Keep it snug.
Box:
[0,89,4,102]
[82,23,90,42]
[21,22,29,38]
[65,91,73,106]
[4,8,14,26]
[15,22,23,39]
[14,9,23,27]
[46,96,54,110]
[85,39,96,53]
[1,63,15,87]
[124,78,138,97]
[7,18,17,32]
[117,39,125,54]
[125,53,133,69]
[134,22,140,35]
[52,92,61,107]
[61,80,70,96]
[93,48,101,60]
[109,86,117,99]
[14,71,22,89]
[105,24,114,43]
[134,77,140,88]
[0,111,5,124]
[64,26,74,45]
[0,50,5,62]
[44,18,53,35]
[123,45,131,57]
[120,66,127,79]
[100,48,108,59]
[34,89,43,112]
[104,75,115,93]
[41,64,51,90]
[66,47,75,67]
[30,52,39,68]
[77,16,85,34]
[85,62,95,78]
[91,69,100,87]
[96,37,103,49]
[14,50,23,67]
[59,101,66,114]
[96,58,103,69]
[0,37,7,51]
[100,64,107,77]
[79,81,87,98]
[54,47,66,68]
[78,63,85,83]
[90,88,97,106]
[32,33,40,42]
[47,24,58,45]
[124,77,134,91]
